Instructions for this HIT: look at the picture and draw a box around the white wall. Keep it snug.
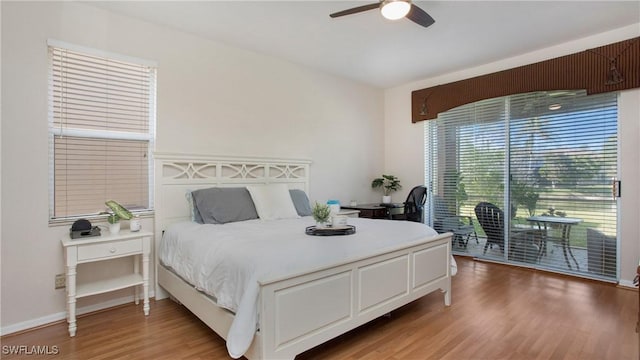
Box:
[1,2,384,333]
[384,24,640,285]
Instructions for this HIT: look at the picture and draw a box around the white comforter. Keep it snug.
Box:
[159,217,454,358]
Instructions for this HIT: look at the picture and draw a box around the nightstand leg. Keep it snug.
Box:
[142,251,149,316]
[67,265,77,337]
[134,254,140,305]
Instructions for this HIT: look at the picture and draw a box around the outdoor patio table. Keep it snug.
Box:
[526,216,583,270]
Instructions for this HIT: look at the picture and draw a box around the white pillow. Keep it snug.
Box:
[185,189,203,223]
[246,184,300,220]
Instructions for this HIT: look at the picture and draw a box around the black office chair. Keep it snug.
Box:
[474,202,505,254]
[392,185,427,222]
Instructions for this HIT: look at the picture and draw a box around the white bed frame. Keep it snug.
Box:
[154,153,453,360]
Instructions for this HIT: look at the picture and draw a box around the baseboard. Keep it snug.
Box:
[618,279,638,289]
[0,290,155,336]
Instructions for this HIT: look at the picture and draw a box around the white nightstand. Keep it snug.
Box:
[61,230,152,336]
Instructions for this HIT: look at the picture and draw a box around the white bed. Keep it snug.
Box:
[154,153,453,360]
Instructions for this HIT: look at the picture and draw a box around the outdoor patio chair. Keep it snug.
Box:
[474,202,541,262]
[474,201,505,254]
[433,195,477,248]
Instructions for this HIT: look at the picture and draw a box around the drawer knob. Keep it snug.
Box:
[110,248,116,253]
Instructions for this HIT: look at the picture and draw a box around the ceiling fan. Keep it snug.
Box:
[330,0,435,28]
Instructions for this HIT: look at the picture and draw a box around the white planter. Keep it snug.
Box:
[109,222,121,235]
[382,195,391,204]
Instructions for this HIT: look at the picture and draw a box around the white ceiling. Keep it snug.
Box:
[88,1,640,88]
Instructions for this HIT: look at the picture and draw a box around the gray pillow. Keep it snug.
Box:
[289,189,312,216]
[192,187,258,224]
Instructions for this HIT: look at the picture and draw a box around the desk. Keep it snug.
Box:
[340,203,403,219]
[526,216,582,269]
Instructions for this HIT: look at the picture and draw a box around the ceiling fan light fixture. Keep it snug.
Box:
[381,0,411,20]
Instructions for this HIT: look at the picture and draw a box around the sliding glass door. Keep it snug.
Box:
[426,91,618,280]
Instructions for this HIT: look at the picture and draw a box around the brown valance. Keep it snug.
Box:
[411,37,640,122]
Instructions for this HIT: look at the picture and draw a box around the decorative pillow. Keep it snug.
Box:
[185,190,204,224]
[289,189,312,216]
[246,184,300,220]
[191,187,259,224]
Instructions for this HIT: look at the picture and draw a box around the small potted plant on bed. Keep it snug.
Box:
[312,202,331,228]
[371,174,402,203]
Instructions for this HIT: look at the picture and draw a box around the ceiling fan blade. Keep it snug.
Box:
[329,3,380,18]
[406,3,435,28]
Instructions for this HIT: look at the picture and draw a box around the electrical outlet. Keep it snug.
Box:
[55,274,66,289]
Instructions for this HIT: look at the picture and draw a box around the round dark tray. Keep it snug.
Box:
[305,225,356,236]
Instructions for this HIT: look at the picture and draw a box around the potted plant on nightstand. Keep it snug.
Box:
[371,174,402,204]
[106,213,121,235]
[103,200,133,235]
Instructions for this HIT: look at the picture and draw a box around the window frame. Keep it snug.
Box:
[47,39,157,224]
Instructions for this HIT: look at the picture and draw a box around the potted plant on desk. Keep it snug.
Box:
[371,174,402,204]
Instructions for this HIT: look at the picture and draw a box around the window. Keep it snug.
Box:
[426,91,618,280]
[48,40,156,222]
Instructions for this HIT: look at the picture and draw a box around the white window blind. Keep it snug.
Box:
[426,90,618,280]
[48,41,156,221]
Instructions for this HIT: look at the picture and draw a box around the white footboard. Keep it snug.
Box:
[157,233,451,360]
[256,233,451,359]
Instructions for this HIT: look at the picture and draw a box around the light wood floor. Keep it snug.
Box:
[2,257,638,359]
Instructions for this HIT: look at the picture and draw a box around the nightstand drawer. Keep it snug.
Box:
[78,238,142,262]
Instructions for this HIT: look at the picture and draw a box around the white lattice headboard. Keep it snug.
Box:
[154,152,311,232]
